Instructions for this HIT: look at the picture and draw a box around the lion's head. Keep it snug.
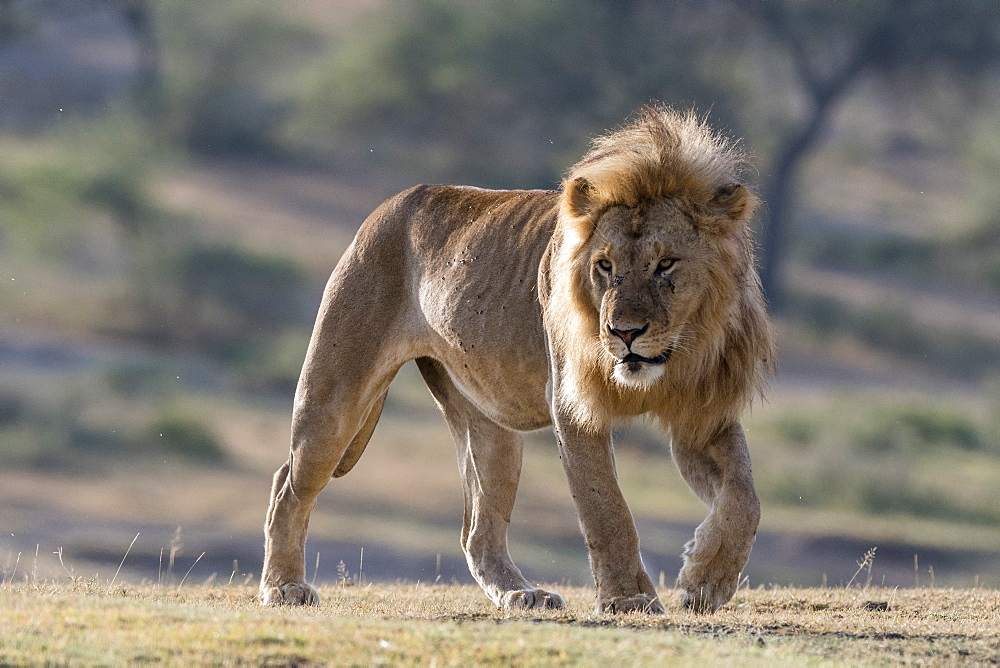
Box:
[545,106,774,438]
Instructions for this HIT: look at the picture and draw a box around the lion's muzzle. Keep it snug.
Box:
[611,344,674,389]
[617,347,672,372]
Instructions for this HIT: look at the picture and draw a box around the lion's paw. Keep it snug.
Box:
[678,532,748,613]
[598,593,665,614]
[500,588,565,610]
[260,582,320,607]
[678,566,737,614]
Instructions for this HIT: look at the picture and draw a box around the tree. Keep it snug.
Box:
[746,0,1000,309]
[117,0,163,120]
[283,0,1000,309]
[291,0,748,188]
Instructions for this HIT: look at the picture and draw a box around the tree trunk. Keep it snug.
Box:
[758,62,872,311]
[759,105,830,310]
[120,0,163,119]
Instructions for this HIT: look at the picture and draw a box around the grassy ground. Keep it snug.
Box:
[2,581,998,665]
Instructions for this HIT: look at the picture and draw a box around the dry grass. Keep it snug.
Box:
[2,581,998,665]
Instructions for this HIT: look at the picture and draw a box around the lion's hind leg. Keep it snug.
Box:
[416,357,564,611]
[260,458,322,606]
[261,354,402,607]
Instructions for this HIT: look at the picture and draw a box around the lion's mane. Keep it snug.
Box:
[546,106,775,442]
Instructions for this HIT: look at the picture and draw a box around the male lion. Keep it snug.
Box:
[261,105,775,614]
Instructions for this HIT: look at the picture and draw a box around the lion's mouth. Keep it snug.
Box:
[617,347,672,372]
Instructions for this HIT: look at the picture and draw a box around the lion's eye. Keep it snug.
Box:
[596,259,612,273]
[656,258,677,274]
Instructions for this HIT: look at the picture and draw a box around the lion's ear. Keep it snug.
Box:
[708,183,755,223]
[563,177,596,219]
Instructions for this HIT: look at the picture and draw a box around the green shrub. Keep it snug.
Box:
[289,1,747,187]
[105,363,176,398]
[178,246,308,331]
[56,114,162,229]
[857,478,999,525]
[2,387,227,469]
[158,1,319,159]
[759,397,998,526]
[81,170,155,235]
[0,399,125,470]
[896,405,984,451]
[774,414,822,447]
[847,402,986,454]
[144,411,226,462]
[1,424,68,470]
[790,295,1000,379]
[853,306,923,355]
[228,330,309,395]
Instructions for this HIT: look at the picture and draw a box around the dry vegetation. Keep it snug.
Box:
[2,581,998,665]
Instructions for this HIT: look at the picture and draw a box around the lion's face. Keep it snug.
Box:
[583,199,710,389]
[547,110,772,431]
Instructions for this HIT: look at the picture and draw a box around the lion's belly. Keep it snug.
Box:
[416,248,554,430]
[434,343,552,432]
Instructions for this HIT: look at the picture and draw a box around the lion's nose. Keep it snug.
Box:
[609,323,648,346]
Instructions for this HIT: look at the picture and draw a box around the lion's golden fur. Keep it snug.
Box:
[262,104,774,614]
[547,106,774,442]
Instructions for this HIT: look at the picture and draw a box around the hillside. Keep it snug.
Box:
[3,153,999,593]
[1,1,998,596]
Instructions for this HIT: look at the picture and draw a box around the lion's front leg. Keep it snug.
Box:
[553,412,664,614]
[416,357,564,611]
[456,425,564,611]
[673,421,760,613]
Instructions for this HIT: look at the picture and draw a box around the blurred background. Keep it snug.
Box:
[1,0,998,590]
